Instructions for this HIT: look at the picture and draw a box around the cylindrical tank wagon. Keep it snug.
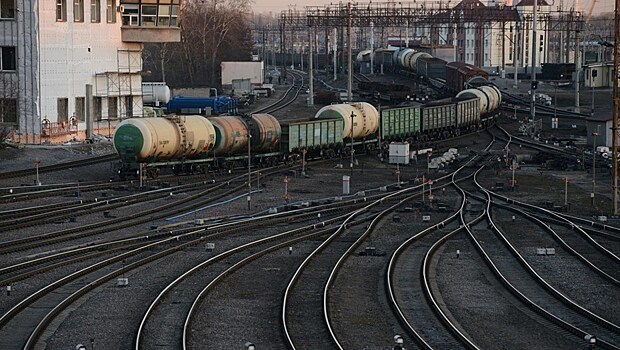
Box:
[247,114,282,152]
[208,116,250,155]
[113,115,216,162]
[315,102,379,139]
[456,85,502,115]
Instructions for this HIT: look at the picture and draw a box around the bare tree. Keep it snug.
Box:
[143,0,254,88]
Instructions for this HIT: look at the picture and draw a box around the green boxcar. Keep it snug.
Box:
[380,104,422,141]
[280,118,344,153]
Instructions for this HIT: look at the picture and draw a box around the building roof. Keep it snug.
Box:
[515,0,550,6]
[446,0,521,21]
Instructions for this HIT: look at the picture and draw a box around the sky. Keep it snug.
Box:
[252,0,613,15]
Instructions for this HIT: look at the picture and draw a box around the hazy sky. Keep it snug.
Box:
[252,0,612,15]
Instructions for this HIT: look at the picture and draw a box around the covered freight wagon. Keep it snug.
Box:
[445,62,489,94]
[417,57,447,80]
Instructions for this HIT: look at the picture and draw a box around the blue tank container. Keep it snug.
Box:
[166,96,238,115]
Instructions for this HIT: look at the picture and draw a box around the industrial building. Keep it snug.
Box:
[0,0,180,144]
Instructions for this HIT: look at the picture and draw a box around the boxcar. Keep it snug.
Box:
[422,100,457,132]
[445,62,489,94]
[280,118,344,154]
[417,57,447,80]
[380,104,422,141]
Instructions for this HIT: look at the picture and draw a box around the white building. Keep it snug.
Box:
[0,0,180,144]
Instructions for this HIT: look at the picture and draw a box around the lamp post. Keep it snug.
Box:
[247,133,252,211]
[554,74,563,123]
[350,111,355,184]
[592,126,599,206]
[34,160,41,186]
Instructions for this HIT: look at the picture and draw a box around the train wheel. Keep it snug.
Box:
[172,165,181,175]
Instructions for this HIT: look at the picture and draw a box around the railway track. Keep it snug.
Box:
[251,70,304,115]
[0,153,117,180]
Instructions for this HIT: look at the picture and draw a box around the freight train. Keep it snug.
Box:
[357,48,493,97]
[113,90,501,178]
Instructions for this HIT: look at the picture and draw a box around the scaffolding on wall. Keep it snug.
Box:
[94,49,143,120]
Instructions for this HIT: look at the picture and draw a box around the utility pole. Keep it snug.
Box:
[530,0,538,121]
[575,23,581,113]
[350,111,355,184]
[613,0,620,214]
[347,1,353,103]
[308,25,314,106]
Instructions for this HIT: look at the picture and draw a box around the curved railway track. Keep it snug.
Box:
[0,153,117,180]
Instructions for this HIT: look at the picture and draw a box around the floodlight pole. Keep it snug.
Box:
[613,0,620,214]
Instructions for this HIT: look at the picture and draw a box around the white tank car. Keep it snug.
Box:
[315,102,379,139]
[406,52,432,73]
[456,85,502,114]
[113,115,216,161]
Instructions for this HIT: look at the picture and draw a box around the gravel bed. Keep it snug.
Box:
[329,191,459,349]
[435,231,584,349]
[187,239,324,350]
[467,219,620,346]
[43,215,330,350]
[492,207,620,323]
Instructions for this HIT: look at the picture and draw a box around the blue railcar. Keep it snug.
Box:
[167,96,238,115]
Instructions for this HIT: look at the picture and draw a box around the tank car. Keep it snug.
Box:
[208,116,250,154]
[405,52,432,73]
[314,102,379,139]
[456,85,502,115]
[247,114,281,153]
[113,115,216,163]
[142,82,171,106]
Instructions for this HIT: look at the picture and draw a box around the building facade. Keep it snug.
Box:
[0,0,180,144]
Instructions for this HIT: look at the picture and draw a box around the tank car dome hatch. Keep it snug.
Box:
[208,116,250,154]
[113,116,216,162]
[314,102,379,139]
[248,114,282,152]
[456,89,489,115]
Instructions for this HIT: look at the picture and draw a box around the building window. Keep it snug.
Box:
[0,46,16,71]
[108,97,117,118]
[120,0,179,27]
[74,0,84,22]
[91,0,100,22]
[94,97,102,121]
[124,96,133,117]
[75,97,85,121]
[0,98,17,123]
[57,98,69,123]
[1,0,16,19]
[56,0,67,21]
[106,0,116,23]
[122,4,139,25]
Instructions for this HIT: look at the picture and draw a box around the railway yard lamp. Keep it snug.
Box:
[554,75,563,122]
[393,335,404,350]
[592,126,600,206]
[34,159,41,186]
[245,342,256,350]
[585,334,596,349]
[350,111,355,185]
[248,133,252,211]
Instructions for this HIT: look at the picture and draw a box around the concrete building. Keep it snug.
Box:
[0,0,180,144]
[584,62,616,88]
